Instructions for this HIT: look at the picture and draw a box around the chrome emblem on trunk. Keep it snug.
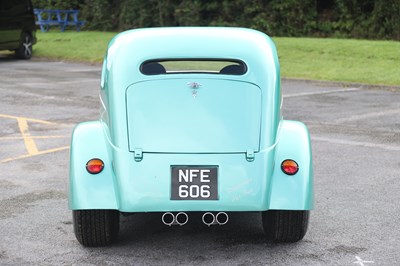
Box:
[187,82,202,89]
[187,82,201,98]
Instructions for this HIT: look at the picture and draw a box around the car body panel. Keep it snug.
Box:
[69,121,118,210]
[100,28,281,152]
[126,78,262,153]
[69,120,313,211]
[69,27,313,213]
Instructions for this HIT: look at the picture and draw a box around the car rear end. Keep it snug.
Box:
[69,27,313,246]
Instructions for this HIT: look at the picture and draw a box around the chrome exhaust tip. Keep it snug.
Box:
[161,212,175,226]
[162,212,188,226]
[202,212,216,227]
[202,212,229,226]
[216,212,229,225]
[175,212,189,226]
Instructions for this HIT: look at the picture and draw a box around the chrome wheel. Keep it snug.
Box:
[22,35,32,57]
[15,33,33,59]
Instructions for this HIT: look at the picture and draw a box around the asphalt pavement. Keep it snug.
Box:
[0,55,399,265]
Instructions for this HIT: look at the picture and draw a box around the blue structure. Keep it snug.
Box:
[34,9,85,32]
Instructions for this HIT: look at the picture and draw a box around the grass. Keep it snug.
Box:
[34,31,116,63]
[5,30,399,86]
[274,37,400,86]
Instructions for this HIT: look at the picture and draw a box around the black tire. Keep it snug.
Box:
[262,210,309,243]
[73,210,120,247]
[15,32,33,59]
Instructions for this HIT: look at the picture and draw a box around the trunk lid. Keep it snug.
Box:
[126,78,261,153]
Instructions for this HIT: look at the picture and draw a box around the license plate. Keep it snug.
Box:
[171,166,218,200]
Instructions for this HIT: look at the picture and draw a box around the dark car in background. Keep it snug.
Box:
[0,0,36,59]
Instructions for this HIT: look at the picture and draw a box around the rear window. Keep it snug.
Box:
[140,59,247,75]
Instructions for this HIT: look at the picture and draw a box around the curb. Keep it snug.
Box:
[282,78,400,92]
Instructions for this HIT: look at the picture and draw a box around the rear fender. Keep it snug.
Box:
[268,120,314,210]
[68,121,118,210]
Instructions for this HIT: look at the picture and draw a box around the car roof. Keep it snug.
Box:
[107,27,276,67]
[103,27,280,90]
[110,27,273,55]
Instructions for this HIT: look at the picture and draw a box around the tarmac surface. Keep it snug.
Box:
[0,56,399,265]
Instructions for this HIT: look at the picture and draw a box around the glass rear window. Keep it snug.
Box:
[140,59,247,75]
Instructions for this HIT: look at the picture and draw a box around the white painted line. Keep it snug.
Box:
[67,68,101,72]
[353,256,374,266]
[20,79,99,86]
[0,89,75,102]
[0,85,98,102]
[312,136,400,151]
[335,109,400,123]
[283,88,360,98]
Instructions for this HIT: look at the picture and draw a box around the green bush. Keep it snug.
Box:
[31,0,400,40]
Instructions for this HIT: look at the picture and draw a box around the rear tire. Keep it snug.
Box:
[15,32,33,59]
[73,210,120,247]
[262,210,309,242]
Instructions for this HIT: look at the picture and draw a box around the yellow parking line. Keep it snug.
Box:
[0,114,56,125]
[0,146,70,163]
[17,118,39,155]
[0,114,71,164]
[0,135,69,141]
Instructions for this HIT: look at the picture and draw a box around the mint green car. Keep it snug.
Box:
[69,27,313,246]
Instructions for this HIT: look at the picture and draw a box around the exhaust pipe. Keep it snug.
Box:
[202,212,216,227]
[175,212,189,226]
[161,212,188,226]
[162,212,175,226]
[216,212,229,225]
[202,212,229,226]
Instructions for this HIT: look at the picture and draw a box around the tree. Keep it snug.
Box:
[30,0,400,40]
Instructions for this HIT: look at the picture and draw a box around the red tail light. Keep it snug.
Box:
[281,159,299,175]
[86,159,104,174]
